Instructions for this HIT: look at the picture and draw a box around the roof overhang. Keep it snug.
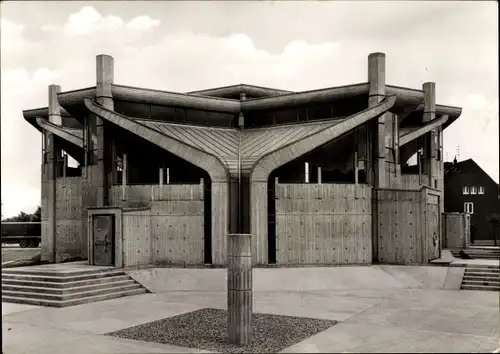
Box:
[187,84,292,98]
[25,82,462,131]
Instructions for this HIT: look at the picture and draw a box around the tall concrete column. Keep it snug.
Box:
[45,85,61,262]
[368,52,387,189]
[368,53,388,263]
[95,54,114,206]
[423,82,436,187]
[227,233,252,345]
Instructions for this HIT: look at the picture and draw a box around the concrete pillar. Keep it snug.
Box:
[227,233,252,346]
[44,85,61,263]
[317,166,322,184]
[95,54,114,207]
[423,82,436,187]
[368,52,387,189]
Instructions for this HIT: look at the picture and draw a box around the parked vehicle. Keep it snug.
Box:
[1,222,41,248]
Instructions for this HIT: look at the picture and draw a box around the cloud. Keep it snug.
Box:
[125,15,160,31]
[0,3,498,218]
[0,18,25,53]
[1,66,61,218]
[443,97,499,183]
[60,6,160,36]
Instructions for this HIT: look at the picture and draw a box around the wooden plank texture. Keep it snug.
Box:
[275,183,372,265]
[122,208,152,266]
[376,188,428,264]
[55,177,83,262]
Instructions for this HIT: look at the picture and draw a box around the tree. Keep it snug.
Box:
[487,213,500,246]
[2,206,41,222]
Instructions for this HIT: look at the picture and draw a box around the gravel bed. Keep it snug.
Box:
[107,308,337,353]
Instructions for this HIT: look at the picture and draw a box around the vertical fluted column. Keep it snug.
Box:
[46,84,61,262]
[423,82,437,188]
[227,233,252,346]
[368,52,387,189]
[368,53,387,263]
[96,54,114,206]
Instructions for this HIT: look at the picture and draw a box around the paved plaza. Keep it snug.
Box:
[2,266,499,353]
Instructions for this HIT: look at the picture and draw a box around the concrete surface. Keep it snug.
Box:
[450,259,500,267]
[127,265,461,293]
[1,247,40,263]
[3,260,113,274]
[430,249,456,265]
[3,266,499,353]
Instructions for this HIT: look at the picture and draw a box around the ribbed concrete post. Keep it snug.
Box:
[368,53,386,263]
[227,233,252,346]
[368,52,387,189]
[423,82,437,188]
[46,85,61,263]
[96,54,114,206]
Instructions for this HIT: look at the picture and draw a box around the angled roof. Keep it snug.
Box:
[445,158,499,186]
[137,117,345,175]
[187,84,292,98]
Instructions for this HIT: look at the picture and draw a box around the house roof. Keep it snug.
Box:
[444,158,499,186]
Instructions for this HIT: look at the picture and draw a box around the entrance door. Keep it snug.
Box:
[93,214,115,266]
[427,203,440,261]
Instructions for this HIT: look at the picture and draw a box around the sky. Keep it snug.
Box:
[1,1,498,218]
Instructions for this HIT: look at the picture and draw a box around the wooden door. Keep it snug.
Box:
[93,214,115,266]
[426,201,440,261]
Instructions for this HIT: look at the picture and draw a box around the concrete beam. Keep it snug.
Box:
[35,117,83,148]
[84,98,229,183]
[250,95,396,182]
[112,85,241,114]
[399,115,449,147]
[241,83,369,112]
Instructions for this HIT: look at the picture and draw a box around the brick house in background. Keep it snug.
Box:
[444,158,500,245]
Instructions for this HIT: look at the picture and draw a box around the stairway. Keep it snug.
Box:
[450,247,499,260]
[1,268,148,307]
[460,265,500,291]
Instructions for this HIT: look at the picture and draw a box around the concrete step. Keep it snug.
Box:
[1,275,131,289]
[465,266,500,273]
[1,270,126,283]
[2,288,148,307]
[460,284,500,291]
[452,255,500,259]
[463,275,500,282]
[2,283,142,301]
[461,253,500,256]
[2,279,137,295]
[1,268,115,278]
[462,279,500,287]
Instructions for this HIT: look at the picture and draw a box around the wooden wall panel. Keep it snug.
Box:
[55,177,83,262]
[442,213,470,249]
[108,182,206,266]
[109,182,204,208]
[275,183,372,266]
[211,181,229,266]
[376,189,428,264]
[122,208,152,267]
[250,181,268,265]
[151,199,204,265]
